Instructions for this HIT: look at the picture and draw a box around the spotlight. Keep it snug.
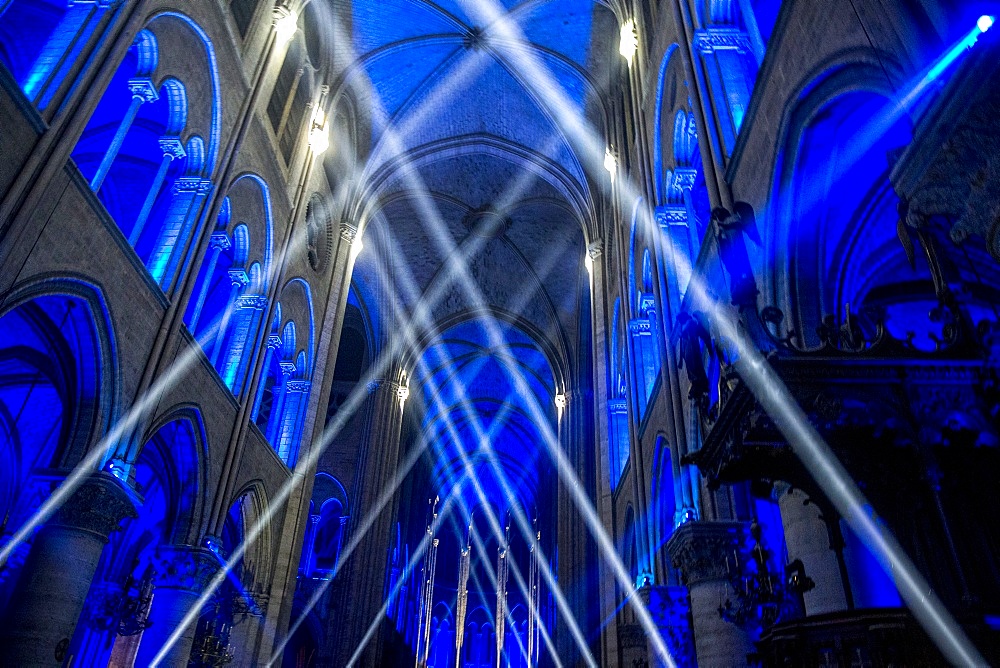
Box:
[619,19,637,66]
[309,125,329,154]
[978,15,994,32]
[604,149,617,180]
[274,8,298,46]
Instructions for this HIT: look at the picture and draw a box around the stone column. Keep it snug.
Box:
[336,371,408,666]
[134,545,220,668]
[774,483,848,616]
[666,521,752,667]
[0,473,137,667]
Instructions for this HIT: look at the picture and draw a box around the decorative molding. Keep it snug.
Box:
[672,168,698,192]
[236,294,268,309]
[287,379,311,392]
[693,27,752,55]
[587,240,603,260]
[629,318,652,334]
[339,222,358,243]
[607,398,628,413]
[655,205,688,227]
[228,269,250,287]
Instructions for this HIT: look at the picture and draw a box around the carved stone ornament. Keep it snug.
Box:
[150,545,220,592]
[49,473,138,539]
[666,521,745,586]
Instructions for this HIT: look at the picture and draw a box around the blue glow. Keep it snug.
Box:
[923,22,986,85]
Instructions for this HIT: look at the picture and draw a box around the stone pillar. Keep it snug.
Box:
[774,483,847,616]
[0,473,137,667]
[666,521,752,667]
[134,545,220,668]
[336,371,408,666]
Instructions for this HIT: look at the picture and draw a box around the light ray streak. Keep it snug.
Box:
[154,142,567,662]
[345,20,678,660]
[394,2,986,665]
[355,222,580,664]
[370,211,597,664]
[425,401,550,666]
[345,489,465,667]
[273,212,575,663]
[265,434,432,665]
[0,294,242,568]
[686,276,987,667]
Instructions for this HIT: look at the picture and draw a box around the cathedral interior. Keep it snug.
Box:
[2,0,1000,666]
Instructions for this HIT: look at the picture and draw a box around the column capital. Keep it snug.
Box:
[587,240,603,259]
[49,472,137,540]
[209,231,232,251]
[228,268,250,287]
[287,379,311,393]
[150,545,220,591]
[340,222,359,243]
[666,521,746,586]
[127,77,159,103]
[158,136,187,160]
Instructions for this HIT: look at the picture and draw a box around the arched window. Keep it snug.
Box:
[70,15,220,293]
[299,473,350,579]
[186,175,274,394]
[76,416,202,666]
[607,299,630,491]
[629,239,662,419]
[695,0,760,154]
[0,288,109,608]
[0,0,114,110]
[254,281,314,466]
[267,13,319,165]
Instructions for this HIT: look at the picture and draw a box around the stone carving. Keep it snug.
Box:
[49,473,137,539]
[666,521,745,586]
[150,545,220,591]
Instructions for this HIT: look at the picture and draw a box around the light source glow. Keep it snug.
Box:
[978,15,994,32]
[274,8,298,46]
[619,19,637,65]
[309,125,329,154]
[604,149,617,180]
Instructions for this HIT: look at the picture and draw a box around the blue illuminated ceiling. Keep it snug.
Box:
[332,0,615,509]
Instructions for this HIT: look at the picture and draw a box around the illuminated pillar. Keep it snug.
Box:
[266,362,296,444]
[300,514,321,577]
[0,473,136,665]
[774,482,848,616]
[585,239,621,666]
[209,269,250,368]
[337,370,408,666]
[91,78,159,192]
[251,335,282,421]
[189,231,233,332]
[667,522,752,667]
[276,379,311,464]
[149,176,214,289]
[134,545,220,668]
[130,137,185,247]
